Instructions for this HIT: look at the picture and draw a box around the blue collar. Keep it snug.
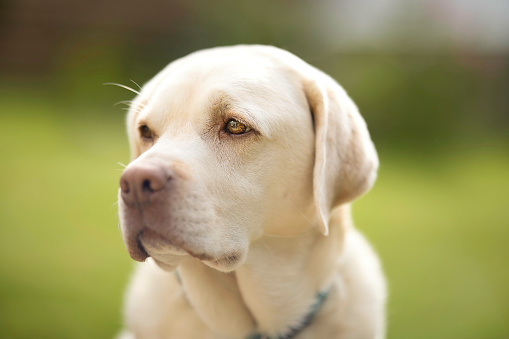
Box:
[246,288,331,339]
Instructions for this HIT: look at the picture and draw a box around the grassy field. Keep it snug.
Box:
[0,98,508,338]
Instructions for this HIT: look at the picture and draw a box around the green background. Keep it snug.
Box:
[1,1,508,338]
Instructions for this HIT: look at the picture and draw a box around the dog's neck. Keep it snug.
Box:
[177,206,348,338]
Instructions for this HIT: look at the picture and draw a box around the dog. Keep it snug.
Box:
[117,45,386,339]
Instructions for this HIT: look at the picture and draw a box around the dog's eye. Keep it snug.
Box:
[139,125,153,139]
[225,119,251,135]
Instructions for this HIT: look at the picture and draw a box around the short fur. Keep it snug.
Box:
[117,45,386,339]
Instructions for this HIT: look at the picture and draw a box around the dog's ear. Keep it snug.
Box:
[303,75,378,236]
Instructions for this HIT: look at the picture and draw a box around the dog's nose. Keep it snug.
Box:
[120,165,169,206]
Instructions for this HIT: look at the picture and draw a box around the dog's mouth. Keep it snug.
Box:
[137,227,245,272]
[135,228,185,269]
[139,228,187,256]
[136,227,246,273]
[119,193,248,272]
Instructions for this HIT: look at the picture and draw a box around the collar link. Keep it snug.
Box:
[246,287,331,339]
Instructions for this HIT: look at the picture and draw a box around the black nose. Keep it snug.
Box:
[120,165,169,206]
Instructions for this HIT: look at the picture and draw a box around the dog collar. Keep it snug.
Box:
[246,287,331,339]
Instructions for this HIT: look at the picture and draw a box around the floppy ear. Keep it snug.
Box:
[303,74,379,236]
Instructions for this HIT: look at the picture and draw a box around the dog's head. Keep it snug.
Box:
[117,45,378,272]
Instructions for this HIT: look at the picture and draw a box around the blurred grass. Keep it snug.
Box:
[0,96,132,338]
[0,95,508,338]
[355,144,509,338]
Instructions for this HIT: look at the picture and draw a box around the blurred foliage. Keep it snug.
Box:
[0,0,508,338]
[1,0,508,152]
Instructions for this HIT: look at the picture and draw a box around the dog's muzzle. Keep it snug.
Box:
[118,163,172,261]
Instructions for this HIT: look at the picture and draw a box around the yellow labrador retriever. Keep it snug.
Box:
[117,45,386,339]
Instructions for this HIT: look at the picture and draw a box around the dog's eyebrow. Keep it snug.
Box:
[207,91,270,136]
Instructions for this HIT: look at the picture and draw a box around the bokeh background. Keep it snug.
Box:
[1,0,508,338]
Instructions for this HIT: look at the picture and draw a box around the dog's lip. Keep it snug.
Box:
[138,227,245,268]
[139,228,188,256]
[201,250,246,272]
[208,252,241,265]
[139,228,218,261]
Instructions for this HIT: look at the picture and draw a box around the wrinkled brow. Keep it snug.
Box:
[207,90,272,136]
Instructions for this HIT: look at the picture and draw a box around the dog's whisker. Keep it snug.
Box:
[117,219,122,236]
[126,100,147,108]
[132,108,145,115]
[104,82,147,100]
[127,103,147,111]
[121,107,145,115]
[130,79,142,90]
[115,101,148,110]
[114,100,133,107]
[112,201,123,237]
[117,162,128,168]
[104,82,142,96]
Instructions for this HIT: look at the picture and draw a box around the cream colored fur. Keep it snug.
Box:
[117,45,386,339]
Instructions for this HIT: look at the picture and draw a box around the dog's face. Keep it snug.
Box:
[118,46,378,272]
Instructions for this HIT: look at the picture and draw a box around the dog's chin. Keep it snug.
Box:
[202,250,247,273]
[138,229,187,272]
[139,228,247,273]
[149,251,246,273]
[150,257,181,272]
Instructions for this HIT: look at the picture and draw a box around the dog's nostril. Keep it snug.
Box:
[120,166,168,205]
[142,179,153,192]
[120,179,130,193]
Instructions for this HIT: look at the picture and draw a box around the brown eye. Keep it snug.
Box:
[225,119,251,135]
[139,125,153,139]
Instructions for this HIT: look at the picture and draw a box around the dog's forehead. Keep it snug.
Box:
[138,48,308,136]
